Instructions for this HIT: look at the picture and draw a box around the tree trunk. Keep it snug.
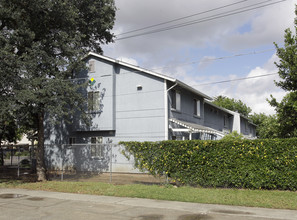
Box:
[36,110,47,181]
[0,142,3,167]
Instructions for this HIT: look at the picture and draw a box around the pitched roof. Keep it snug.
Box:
[87,52,212,100]
[205,100,257,127]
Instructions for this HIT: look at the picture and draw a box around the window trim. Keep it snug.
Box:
[89,60,95,72]
[171,90,181,111]
[194,99,201,117]
[90,136,103,159]
[224,115,228,127]
[88,91,100,113]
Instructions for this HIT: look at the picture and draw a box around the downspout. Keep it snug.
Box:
[164,80,169,140]
[165,82,178,140]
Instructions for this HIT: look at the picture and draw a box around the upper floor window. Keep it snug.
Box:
[194,99,201,117]
[89,60,95,72]
[171,90,181,111]
[224,115,228,127]
[88,91,100,112]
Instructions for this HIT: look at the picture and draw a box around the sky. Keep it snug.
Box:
[102,0,297,115]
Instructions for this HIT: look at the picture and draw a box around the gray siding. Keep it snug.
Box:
[79,58,115,131]
[114,66,166,142]
[169,86,204,125]
[45,56,167,172]
[240,117,256,137]
[204,103,233,133]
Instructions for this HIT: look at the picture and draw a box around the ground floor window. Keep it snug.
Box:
[69,137,76,145]
[91,137,103,158]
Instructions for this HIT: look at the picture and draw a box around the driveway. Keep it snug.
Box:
[0,188,296,220]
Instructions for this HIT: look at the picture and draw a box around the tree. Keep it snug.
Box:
[0,110,19,166]
[250,113,280,139]
[269,6,297,137]
[0,0,116,181]
[269,92,297,137]
[212,95,252,117]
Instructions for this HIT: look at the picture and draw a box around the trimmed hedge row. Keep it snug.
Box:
[120,138,297,190]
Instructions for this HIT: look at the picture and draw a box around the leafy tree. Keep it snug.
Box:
[0,0,116,180]
[269,93,297,137]
[250,113,280,139]
[0,110,18,166]
[212,95,252,117]
[269,6,297,138]
[249,113,280,138]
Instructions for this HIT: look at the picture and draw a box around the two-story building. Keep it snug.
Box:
[44,52,256,172]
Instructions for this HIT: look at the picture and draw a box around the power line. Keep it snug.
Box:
[83,73,279,99]
[115,48,276,76]
[149,48,275,72]
[116,0,287,40]
[194,72,278,86]
[116,0,248,36]
[116,0,282,40]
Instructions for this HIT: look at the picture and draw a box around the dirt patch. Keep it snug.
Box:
[0,166,37,182]
[1,166,166,185]
[49,172,167,185]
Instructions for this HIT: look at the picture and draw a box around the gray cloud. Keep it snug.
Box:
[101,0,294,114]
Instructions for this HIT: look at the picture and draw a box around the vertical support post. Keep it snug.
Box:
[109,144,112,183]
[166,174,169,184]
[61,144,64,181]
[17,146,20,178]
[10,148,13,166]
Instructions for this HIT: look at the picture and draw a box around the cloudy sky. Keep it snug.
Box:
[102,0,296,115]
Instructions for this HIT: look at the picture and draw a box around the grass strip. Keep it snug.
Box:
[0,180,296,210]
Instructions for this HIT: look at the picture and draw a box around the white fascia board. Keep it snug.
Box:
[205,100,257,127]
[87,52,176,82]
[205,100,234,115]
[176,80,213,100]
[171,128,191,132]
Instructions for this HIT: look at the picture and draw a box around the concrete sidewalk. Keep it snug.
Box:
[0,188,296,220]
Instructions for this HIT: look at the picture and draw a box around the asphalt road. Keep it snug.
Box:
[0,188,296,220]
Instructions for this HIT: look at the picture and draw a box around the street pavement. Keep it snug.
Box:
[0,188,296,220]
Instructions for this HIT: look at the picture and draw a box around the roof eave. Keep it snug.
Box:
[87,52,213,100]
[87,52,176,82]
[176,80,213,100]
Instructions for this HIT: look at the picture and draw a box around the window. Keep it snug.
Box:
[194,99,201,117]
[89,60,95,72]
[171,90,181,111]
[69,137,76,145]
[88,91,100,112]
[224,115,228,127]
[91,137,103,158]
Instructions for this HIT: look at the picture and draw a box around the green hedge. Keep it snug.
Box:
[120,138,297,190]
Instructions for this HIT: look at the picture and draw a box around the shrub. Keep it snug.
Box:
[120,138,297,190]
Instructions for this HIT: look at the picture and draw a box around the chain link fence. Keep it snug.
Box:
[0,145,36,180]
[45,143,167,184]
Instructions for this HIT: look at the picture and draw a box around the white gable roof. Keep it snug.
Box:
[88,52,212,100]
